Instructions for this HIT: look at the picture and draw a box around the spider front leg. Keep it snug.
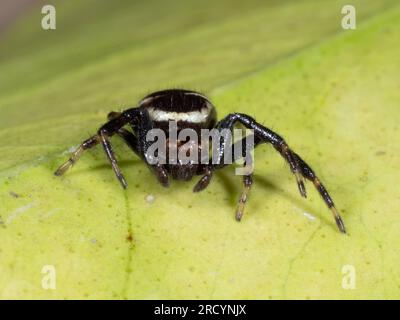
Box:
[216,113,346,234]
[235,160,253,221]
[201,132,257,220]
[193,166,213,192]
[109,113,169,188]
[98,128,128,189]
[193,161,253,221]
[54,135,100,176]
[55,108,144,189]
[97,109,150,188]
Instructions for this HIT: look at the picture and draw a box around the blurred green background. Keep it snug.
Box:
[0,0,399,299]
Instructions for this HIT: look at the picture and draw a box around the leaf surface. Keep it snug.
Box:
[0,0,399,299]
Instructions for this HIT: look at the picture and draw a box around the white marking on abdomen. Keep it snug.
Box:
[147,107,210,123]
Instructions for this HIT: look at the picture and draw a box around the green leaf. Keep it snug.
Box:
[0,0,399,299]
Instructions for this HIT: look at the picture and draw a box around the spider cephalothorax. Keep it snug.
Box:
[55,89,346,233]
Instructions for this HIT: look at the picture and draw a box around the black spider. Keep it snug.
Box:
[55,89,346,233]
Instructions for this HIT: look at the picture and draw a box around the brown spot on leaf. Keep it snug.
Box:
[126,232,134,243]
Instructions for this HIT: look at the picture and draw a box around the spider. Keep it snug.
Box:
[55,89,346,233]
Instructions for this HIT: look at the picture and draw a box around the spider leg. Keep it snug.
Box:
[152,164,169,187]
[214,113,346,233]
[98,129,128,189]
[97,109,144,189]
[107,111,122,120]
[292,151,346,234]
[211,134,256,220]
[109,111,169,187]
[235,158,254,221]
[193,130,260,194]
[54,135,100,176]
[114,127,140,157]
[215,114,306,196]
[193,166,213,192]
[55,108,146,189]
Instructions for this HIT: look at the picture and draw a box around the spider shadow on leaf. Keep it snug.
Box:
[255,173,334,229]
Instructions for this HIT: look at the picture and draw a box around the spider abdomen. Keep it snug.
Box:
[139,89,217,134]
